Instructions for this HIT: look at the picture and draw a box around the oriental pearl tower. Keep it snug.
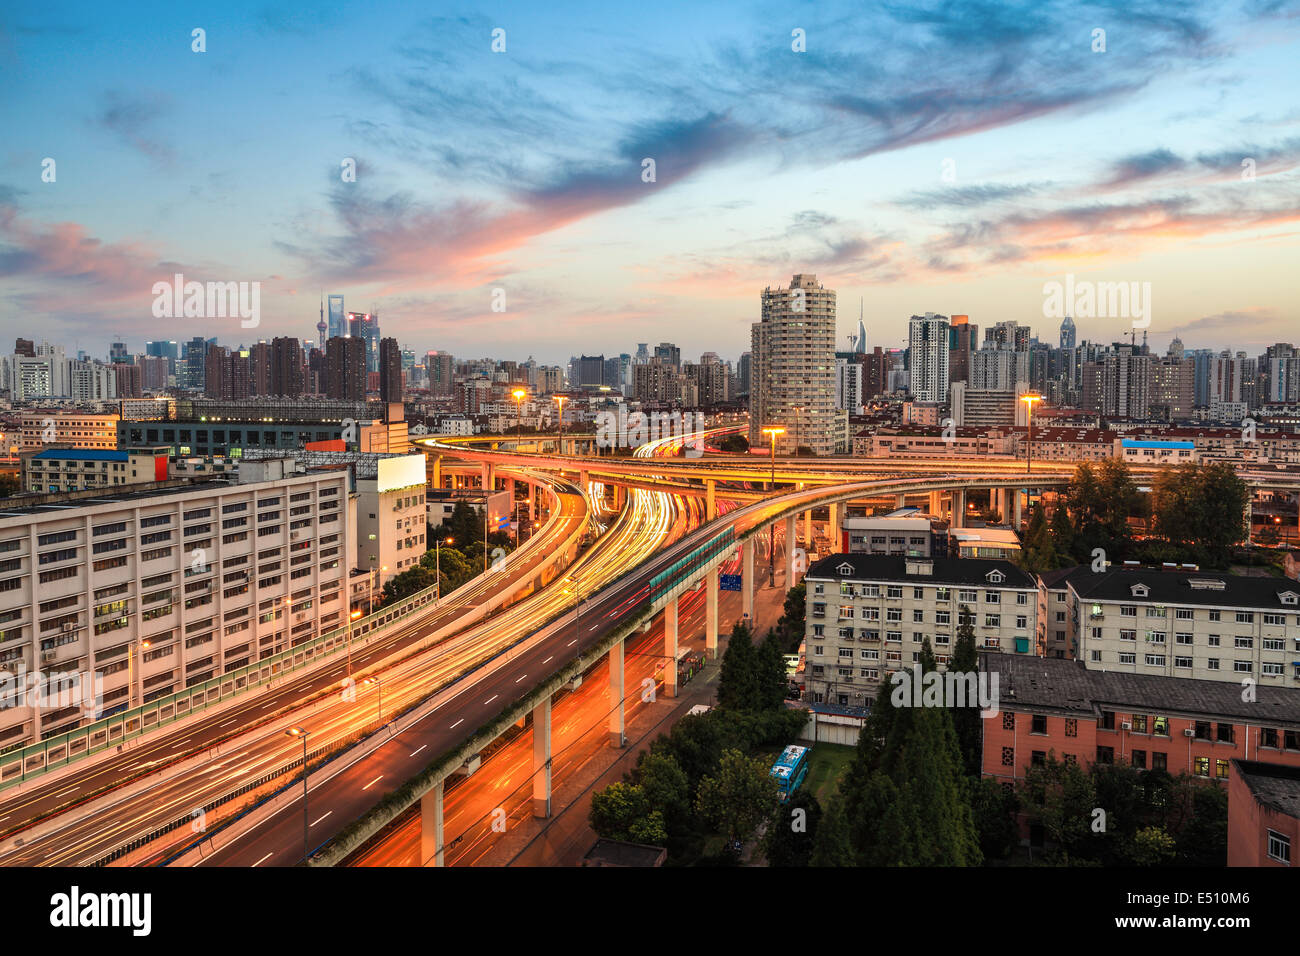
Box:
[316,294,328,346]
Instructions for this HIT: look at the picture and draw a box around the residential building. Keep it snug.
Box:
[907,312,949,404]
[1228,760,1300,867]
[803,554,1038,709]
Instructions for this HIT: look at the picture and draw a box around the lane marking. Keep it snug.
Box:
[310,811,333,827]
[362,775,383,791]
[410,745,427,757]
[483,694,498,705]
[253,852,273,867]
[450,718,464,729]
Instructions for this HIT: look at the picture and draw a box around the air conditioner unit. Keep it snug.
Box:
[61,622,77,633]
[41,650,56,662]
[1120,721,1131,731]
[1182,728,1194,738]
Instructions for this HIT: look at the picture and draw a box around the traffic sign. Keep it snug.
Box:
[719,573,742,591]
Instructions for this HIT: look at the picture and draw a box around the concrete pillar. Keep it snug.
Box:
[432,456,442,489]
[803,509,812,549]
[579,470,588,492]
[482,462,494,491]
[895,493,906,509]
[706,566,719,659]
[828,502,841,552]
[609,637,625,746]
[664,595,678,699]
[420,780,444,867]
[952,489,966,529]
[706,479,716,522]
[506,477,515,503]
[1014,489,1023,529]
[742,539,755,621]
[928,490,942,516]
[785,514,797,585]
[532,696,551,818]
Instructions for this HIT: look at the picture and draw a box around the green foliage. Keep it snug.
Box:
[718,620,790,712]
[968,777,1020,860]
[718,434,750,454]
[1130,826,1177,866]
[694,748,780,845]
[808,793,855,866]
[1150,461,1249,565]
[948,607,983,778]
[769,582,806,655]
[763,788,822,867]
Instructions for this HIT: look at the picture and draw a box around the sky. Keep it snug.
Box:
[2,0,1299,366]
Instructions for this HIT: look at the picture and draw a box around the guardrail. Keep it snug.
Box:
[0,584,443,793]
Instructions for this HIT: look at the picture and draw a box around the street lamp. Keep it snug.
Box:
[435,536,453,598]
[285,726,311,864]
[346,609,362,677]
[761,426,785,588]
[554,395,568,455]
[1020,393,1043,475]
[364,676,383,722]
[512,388,527,446]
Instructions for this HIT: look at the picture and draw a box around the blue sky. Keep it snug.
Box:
[2,0,1298,364]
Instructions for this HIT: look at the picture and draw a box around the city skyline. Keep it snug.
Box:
[2,0,1299,362]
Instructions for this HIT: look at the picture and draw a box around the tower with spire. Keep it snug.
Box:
[854,299,867,353]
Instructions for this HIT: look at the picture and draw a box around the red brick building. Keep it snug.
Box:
[979,653,1300,785]
[1227,760,1297,867]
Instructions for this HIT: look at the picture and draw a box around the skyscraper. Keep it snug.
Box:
[948,314,978,385]
[327,295,345,339]
[750,274,842,455]
[326,336,367,401]
[907,313,950,404]
[1060,316,1077,350]
[379,337,403,405]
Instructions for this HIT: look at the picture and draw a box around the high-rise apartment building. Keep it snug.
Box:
[378,337,403,405]
[948,314,978,385]
[907,313,950,405]
[1081,345,1151,419]
[1059,316,1077,350]
[750,274,843,455]
[326,336,367,402]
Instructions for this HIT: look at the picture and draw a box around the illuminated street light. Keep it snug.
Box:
[346,608,362,676]
[1020,393,1043,475]
[512,388,527,446]
[436,536,453,599]
[285,726,311,864]
[553,395,568,455]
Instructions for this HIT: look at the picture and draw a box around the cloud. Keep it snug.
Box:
[95,90,175,164]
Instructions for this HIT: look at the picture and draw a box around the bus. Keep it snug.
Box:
[769,745,810,802]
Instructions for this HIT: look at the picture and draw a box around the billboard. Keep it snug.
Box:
[376,453,426,493]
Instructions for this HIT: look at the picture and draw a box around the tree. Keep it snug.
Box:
[809,793,855,866]
[1021,754,1098,862]
[1048,498,1075,559]
[968,777,1020,861]
[718,434,750,454]
[717,621,759,710]
[0,473,19,498]
[1150,461,1248,565]
[1130,826,1177,866]
[589,782,649,840]
[763,789,822,867]
[948,606,982,778]
[753,631,789,711]
[635,749,691,834]
[694,748,779,846]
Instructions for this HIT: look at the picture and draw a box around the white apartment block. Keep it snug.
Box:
[355,453,428,588]
[750,274,844,456]
[804,554,1038,709]
[1062,565,1300,687]
[908,313,949,404]
[0,459,351,750]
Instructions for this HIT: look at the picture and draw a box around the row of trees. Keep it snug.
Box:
[378,500,516,607]
[1020,460,1249,572]
[589,619,807,863]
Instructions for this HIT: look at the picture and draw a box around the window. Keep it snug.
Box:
[1030,715,1047,735]
[1152,752,1167,771]
[1236,611,1254,624]
[1268,830,1291,865]
[1064,718,1077,738]
[1120,605,1137,617]
[1132,715,1147,734]
[1152,716,1169,736]
[1209,610,1221,622]
[985,591,1000,604]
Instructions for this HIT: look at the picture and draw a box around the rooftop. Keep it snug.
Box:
[981,652,1300,726]
[1232,760,1300,819]
[31,449,129,461]
[1065,564,1300,611]
[808,553,1036,589]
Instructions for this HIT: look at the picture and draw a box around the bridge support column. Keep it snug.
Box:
[609,637,625,746]
[1014,489,1023,529]
[785,515,797,584]
[828,502,841,552]
[706,566,719,658]
[664,595,678,698]
[482,463,495,491]
[742,539,755,622]
[896,493,906,509]
[432,456,442,489]
[706,479,716,522]
[532,696,552,818]
[952,489,966,528]
[579,470,589,492]
[803,509,812,550]
[506,477,515,502]
[420,779,444,867]
[929,490,942,516]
